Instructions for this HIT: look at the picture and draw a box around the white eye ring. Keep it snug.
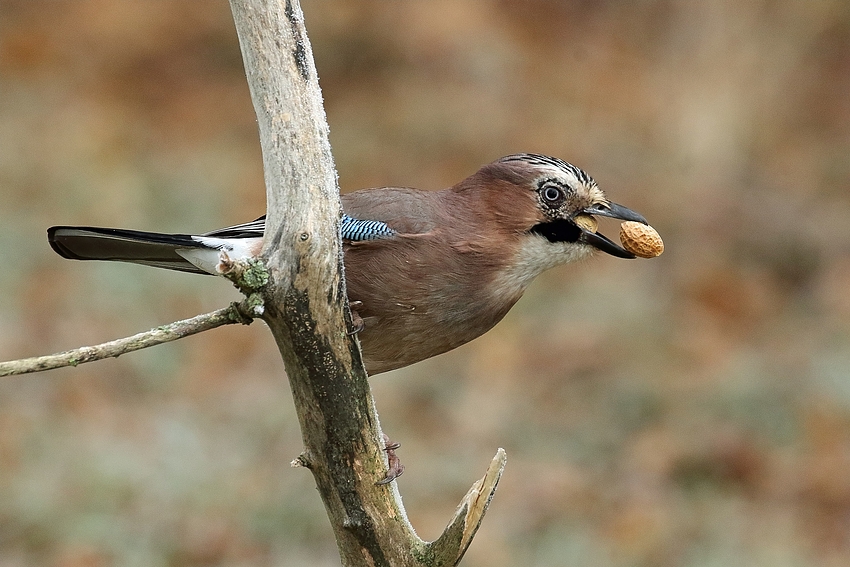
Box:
[542,185,563,203]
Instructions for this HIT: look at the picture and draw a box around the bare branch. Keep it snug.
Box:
[3,1,507,562]
[0,300,257,377]
[228,1,506,565]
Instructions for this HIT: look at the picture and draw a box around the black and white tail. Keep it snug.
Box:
[48,217,266,275]
[48,214,397,275]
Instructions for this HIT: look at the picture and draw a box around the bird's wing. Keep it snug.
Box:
[202,216,266,238]
[201,213,400,242]
[341,188,444,235]
[202,187,444,242]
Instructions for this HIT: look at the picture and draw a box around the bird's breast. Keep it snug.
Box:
[342,234,523,374]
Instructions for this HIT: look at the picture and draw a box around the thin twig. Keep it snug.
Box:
[0,301,256,377]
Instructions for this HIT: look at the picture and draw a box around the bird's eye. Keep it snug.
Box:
[542,184,564,204]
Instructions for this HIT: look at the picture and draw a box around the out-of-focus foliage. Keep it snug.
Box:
[1,1,849,565]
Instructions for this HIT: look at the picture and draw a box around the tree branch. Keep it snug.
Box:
[0,299,258,377]
[228,1,506,565]
[2,1,506,562]
[429,448,507,563]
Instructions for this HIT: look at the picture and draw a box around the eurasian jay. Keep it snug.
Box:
[48,154,649,374]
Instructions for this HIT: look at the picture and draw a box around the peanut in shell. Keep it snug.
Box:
[619,221,664,258]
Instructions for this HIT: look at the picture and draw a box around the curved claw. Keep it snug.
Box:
[376,434,405,485]
[348,300,365,335]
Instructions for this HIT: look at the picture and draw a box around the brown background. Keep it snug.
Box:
[1,1,850,566]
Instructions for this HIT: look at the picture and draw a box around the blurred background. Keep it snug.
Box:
[1,1,849,565]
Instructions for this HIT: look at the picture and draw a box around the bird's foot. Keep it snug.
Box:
[348,301,365,335]
[376,433,405,485]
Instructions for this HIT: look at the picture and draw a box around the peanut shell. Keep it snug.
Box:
[619,221,664,258]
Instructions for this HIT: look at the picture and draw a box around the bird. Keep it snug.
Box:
[48,153,648,375]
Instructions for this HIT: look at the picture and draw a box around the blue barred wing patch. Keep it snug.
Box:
[202,214,395,242]
[341,215,397,241]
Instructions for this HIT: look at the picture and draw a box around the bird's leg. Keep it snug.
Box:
[346,303,405,485]
[348,300,365,335]
[376,433,405,485]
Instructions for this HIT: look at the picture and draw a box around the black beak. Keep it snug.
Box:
[577,201,647,259]
[583,201,648,224]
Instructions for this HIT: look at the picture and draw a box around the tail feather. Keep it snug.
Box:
[48,213,391,275]
[47,226,211,275]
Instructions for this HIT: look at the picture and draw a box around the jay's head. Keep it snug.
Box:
[459,153,647,260]
[451,154,648,293]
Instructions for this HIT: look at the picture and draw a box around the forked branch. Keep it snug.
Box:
[229,0,507,564]
[0,1,507,563]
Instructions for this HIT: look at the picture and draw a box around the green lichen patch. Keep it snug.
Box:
[241,259,270,290]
